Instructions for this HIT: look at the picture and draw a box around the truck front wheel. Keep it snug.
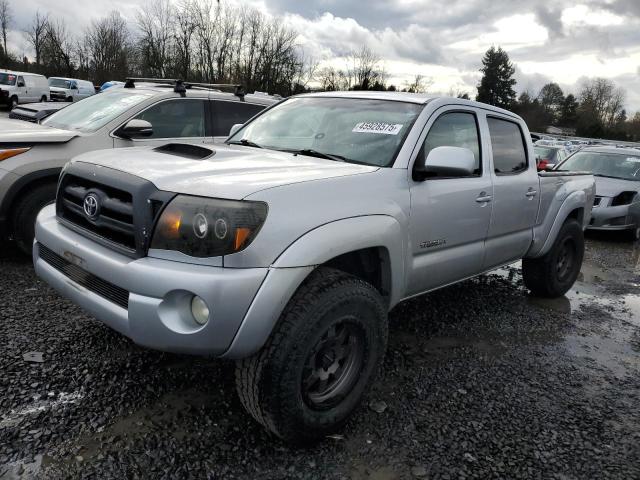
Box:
[235,267,388,444]
[11,182,57,255]
[523,219,584,298]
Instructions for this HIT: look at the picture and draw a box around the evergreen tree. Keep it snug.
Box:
[476,46,517,109]
[558,94,578,127]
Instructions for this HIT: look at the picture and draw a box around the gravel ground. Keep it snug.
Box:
[1,234,640,479]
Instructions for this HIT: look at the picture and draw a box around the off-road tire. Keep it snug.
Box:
[523,219,584,298]
[11,183,57,255]
[235,267,388,444]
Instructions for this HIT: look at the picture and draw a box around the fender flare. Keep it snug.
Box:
[0,167,61,219]
[222,215,406,359]
[272,215,406,305]
[528,190,586,258]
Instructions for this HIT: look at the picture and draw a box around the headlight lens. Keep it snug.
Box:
[151,195,268,257]
[0,147,30,161]
[611,191,637,207]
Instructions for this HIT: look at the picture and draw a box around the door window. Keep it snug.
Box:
[422,112,481,176]
[17,76,25,87]
[133,99,205,139]
[213,101,265,136]
[487,117,528,174]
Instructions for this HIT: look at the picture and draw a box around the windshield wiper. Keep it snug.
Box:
[228,138,263,149]
[290,149,348,162]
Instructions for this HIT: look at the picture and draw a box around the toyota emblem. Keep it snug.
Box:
[83,193,100,219]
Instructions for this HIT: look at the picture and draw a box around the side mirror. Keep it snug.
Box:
[116,119,154,139]
[229,123,243,137]
[413,146,475,181]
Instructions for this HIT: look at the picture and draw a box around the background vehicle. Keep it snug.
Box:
[534,144,570,170]
[48,77,95,102]
[33,93,595,443]
[8,101,69,123]
[0,70,49,107]
[0,78,278,253]
[99,81,125,92]
[556,146,640,240]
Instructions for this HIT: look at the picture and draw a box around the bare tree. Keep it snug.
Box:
[404,74,432,93]
[0,0,10,57]
[85,12,132,84]
[579,78,626,129]
[26,11,49,66]
[43,19,75,76]
[174,0,196,79]
[136,0,174,77]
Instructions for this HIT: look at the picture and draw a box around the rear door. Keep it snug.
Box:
[407,107,493,296]
[211,100,266,143]
[483,115,539,269]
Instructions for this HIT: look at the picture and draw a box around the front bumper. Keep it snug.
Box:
[34,204,272,356]
[587,203,636,231]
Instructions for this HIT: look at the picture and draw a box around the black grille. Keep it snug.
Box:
[56,162,175,258]
[59,174,136,250]
[38,244,129,309]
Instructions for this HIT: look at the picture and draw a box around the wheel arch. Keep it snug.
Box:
[1,168,61,231]
[223,215,406,359]
[528,190,587,258]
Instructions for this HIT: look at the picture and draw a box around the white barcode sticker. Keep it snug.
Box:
[352,122,403,135]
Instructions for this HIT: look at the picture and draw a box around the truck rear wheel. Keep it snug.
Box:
[11,183,57,255]
[522,219,584,298]
[235,267,388,444]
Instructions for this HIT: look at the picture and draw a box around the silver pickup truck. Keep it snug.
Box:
[33,92,595,443]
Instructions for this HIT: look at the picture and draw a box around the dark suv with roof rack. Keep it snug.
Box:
[0,78,279,254]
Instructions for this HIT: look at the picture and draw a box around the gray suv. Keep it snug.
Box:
[0,79,278,253]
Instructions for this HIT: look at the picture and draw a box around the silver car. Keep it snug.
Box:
[557,146,640,240]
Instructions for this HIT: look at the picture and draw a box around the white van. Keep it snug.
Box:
[0,70,49,108]
[48,77,95,102]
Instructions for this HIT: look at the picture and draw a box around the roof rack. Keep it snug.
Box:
[124,78,245,99]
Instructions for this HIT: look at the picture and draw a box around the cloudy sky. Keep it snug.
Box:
[7,0,640,111]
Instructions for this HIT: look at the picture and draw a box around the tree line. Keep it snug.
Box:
[0,0,314,96]
[0,0,637,140]
[476,46,637,141]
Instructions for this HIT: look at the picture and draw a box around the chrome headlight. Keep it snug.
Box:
[151,195,268,257]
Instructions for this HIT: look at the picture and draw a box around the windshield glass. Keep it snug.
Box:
[534,146,557,160]
[49,78,71,89]
[0,73,16,86]
[560,151,640,181]
[227,97,423,167]
[42,90,154,133]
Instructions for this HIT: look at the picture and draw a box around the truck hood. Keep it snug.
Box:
[594,176,640,197]
[73,144,380,199]
[0,118,77,143]
[49,86,70,93]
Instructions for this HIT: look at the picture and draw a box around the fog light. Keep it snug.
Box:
[191,295,210,325]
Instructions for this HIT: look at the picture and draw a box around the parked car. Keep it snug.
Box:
[0,70,49,108]
[8,101,69,123]
[99,81,125,92]
[556,146,640,240]
[534,144,570,170]
[33,92,595,443]
[48,77,96,102]
[0,79,278,253]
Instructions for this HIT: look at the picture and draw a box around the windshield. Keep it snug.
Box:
[227,97,423,167]
[560,151,640,181]
[42,90,154,133]
[0,73,16,86]
[49,78,71,89]
[534,146,558,160]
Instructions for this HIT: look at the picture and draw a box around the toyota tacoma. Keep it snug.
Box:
[34,92,595,443]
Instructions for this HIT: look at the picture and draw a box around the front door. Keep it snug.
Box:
[407,108,493,296]
[113,98,210,148]
[483,116,539,269]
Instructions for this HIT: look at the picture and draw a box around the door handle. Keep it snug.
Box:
[525,189,538,198]
[476,192,492,203]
